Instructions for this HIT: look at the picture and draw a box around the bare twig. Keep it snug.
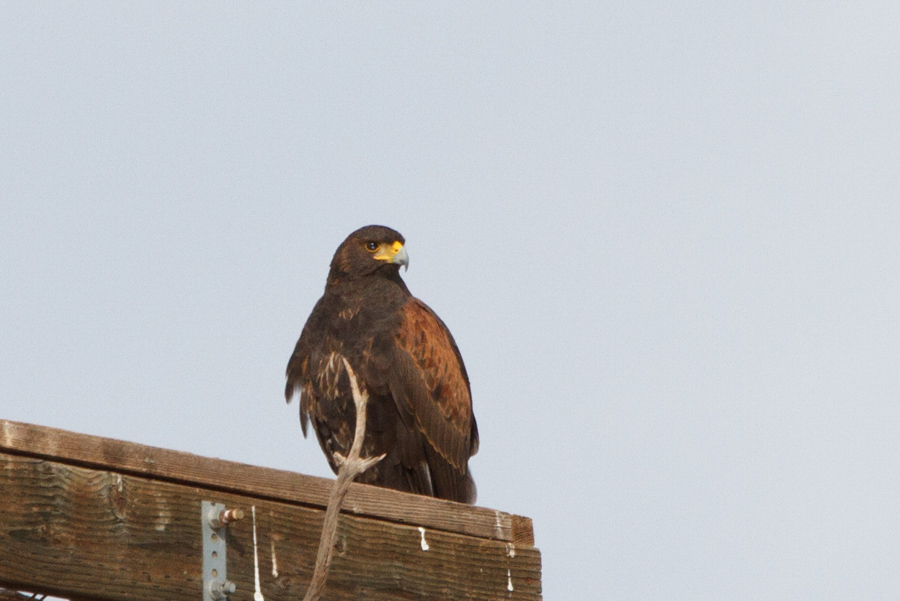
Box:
[302,359,385,601]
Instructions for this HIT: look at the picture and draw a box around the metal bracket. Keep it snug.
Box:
[202,501,243,600]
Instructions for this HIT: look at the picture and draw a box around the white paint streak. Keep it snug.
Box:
[418,527,430,551]
[506,543,516,592]
[252,506,265,601]
[154,498,171,532]
[271,538,279,578]
[494,510,504,538]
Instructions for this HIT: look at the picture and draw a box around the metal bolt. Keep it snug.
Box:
[209,578,237,600]
[220,508,244,525]
[207,506,244,529]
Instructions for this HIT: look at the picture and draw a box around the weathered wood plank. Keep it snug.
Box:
[0,453,542,601]
[0,419,533,546]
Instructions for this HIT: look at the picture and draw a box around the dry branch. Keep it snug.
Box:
[302,359,385,601]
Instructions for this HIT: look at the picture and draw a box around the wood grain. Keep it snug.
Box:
[0,419,533,546]
[0,453,542,601]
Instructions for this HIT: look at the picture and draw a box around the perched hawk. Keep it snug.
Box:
[285,225,478,503]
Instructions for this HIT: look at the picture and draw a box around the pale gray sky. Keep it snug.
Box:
[2,3,899,599]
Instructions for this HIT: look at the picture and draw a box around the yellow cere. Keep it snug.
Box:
[374,240,404,261]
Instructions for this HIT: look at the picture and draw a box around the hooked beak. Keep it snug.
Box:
[373,240,409,271]
[393,244,409,271]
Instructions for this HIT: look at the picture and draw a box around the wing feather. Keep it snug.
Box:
[390,299,477,478]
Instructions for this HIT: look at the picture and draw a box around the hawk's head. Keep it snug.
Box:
[328,225,409,282]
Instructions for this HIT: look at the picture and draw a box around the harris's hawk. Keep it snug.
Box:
[285,225,478,503]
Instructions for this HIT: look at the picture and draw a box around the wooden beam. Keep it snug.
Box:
[0,421,541,600]
[0,420,533,545]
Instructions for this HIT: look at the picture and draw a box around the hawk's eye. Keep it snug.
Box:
[365,241,379,252]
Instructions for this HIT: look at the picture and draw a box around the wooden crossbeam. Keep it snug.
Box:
[0,420,541,601]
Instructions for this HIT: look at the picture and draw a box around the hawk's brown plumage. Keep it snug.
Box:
[285,225,478,503]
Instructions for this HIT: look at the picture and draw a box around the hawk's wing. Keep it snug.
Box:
[387,298,478,502]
